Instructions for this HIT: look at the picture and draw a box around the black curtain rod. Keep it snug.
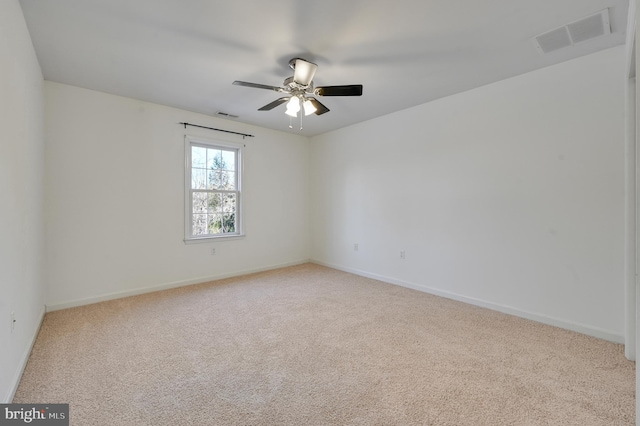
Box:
[179,122,254,139]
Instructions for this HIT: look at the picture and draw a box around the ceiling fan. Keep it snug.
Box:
[233,58,363,129]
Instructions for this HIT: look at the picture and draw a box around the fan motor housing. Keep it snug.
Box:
[284,76,312,91]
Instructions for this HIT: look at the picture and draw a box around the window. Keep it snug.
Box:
[185,136,242,242]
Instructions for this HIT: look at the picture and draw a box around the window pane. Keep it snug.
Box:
[224,171,236,190]
[207,149,224,170]
[192,146,206,168]
[221,150,235,171]
[207,170,221,190]
[222,214,235,233]
[192,192,207,213]
[223,193,236,213]
[191,168,207,190]
[208,213,223,234]
[207,193,222,213]
[192,214,207,236]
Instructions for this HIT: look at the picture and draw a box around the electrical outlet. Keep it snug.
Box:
[210,247,217,256]
[400,251,406,260]
[10,312,15,333]
[354,243,359,251]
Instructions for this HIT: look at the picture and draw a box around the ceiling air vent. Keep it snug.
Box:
[216,111,239,119]
[533,9,610,54]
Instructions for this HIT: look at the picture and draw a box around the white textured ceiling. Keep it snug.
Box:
[19,0,628,137]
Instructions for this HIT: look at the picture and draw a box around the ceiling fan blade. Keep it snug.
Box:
[293,58,317,86]
[308,98,330,115]
[258,97,290,111]
[315,85,363,96]
[233,80,285,93]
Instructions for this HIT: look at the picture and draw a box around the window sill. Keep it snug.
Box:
[184,234,245,244]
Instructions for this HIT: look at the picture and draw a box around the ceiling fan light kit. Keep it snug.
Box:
[233,57,363,130]
[290,58,317,87]
[303,99,317,115]
[285,97,300,117]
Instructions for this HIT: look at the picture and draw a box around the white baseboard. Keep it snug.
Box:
[4,305,45,403]
[45,259,310,312]
[312,260,624,344]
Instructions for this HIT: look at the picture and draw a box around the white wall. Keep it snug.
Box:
[0,0,45,402]
[310,46,626,342]
[44,82,310,309]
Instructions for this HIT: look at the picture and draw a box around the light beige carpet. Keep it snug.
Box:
[14,263,635,425]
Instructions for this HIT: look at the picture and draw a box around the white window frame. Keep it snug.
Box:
[184,135,244,243]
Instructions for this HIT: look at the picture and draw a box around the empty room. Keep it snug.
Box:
[2,0,639,424]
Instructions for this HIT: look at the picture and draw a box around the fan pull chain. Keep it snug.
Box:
[289,115,293,129]
[300,110,303,130]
